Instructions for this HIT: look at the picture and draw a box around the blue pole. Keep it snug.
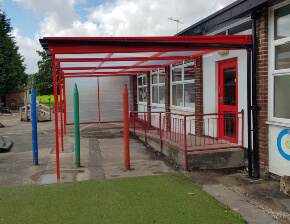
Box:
[31,88,38,165]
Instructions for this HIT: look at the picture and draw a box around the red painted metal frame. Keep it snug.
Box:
[52,54,60,179]
[63,75,67,134]
[66,121,123,125]
[43,35,252,176]
[129,111,244,170]
[58,66,64,151]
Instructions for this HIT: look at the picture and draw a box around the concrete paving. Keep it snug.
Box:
[0,112,284,224]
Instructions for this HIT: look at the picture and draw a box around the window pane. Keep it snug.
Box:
[138,87,147,102]
[152,74,158,84]
[224,67,236,106]
[138,77,142,86]
[184,65,195,80]
[275,43,290,70]
[172,67,182,82]
[184,83,195,108]
[274,75,290,119]
[143,76,147,86]
[159,72,165,83]
[159,86,165,104]
[172,84,183,106]
[152,86,158,104]
[274,4,290,40]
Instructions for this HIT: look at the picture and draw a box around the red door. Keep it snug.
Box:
[218,58,238,143]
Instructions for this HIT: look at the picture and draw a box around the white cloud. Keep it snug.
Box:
[12,0,236,74]
[12,28,42,74]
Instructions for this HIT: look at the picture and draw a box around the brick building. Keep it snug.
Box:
[135,0,290,178]
[1,90,28,110]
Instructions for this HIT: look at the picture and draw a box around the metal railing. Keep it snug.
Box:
[129,110,244,170]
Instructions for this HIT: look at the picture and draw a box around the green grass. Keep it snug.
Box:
[35,95,60,107]
[0,175,244,224]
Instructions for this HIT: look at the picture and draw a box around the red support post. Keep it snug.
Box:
[52,54,60,179]
[184,115,188,170]
[123,85,130,170]
[159,112,162,153]
[242,110,244,148]
[63,75,67,135]
[98,77,100,123]
[59,68,64,151]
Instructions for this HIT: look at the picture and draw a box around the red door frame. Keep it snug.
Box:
[218,58,238,143]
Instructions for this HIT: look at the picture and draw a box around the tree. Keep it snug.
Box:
[33,50,55,95]
[0,9,28,97]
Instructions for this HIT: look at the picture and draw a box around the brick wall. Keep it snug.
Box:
[165,66,171,131]
[132,76,137,111]
[256,8,269,176]
[4,90,26,110]
[194,56,204,136]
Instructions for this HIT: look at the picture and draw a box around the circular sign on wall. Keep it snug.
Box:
[277,129,290,160]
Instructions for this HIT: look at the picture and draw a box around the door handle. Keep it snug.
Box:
[220,97,223,103]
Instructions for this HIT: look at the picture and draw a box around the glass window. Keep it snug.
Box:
[137,74,147,103]
[159,86,165,104]
[151,68,165,105]
[172,84,183,106]
[170,61,195,109]
[138,77,142,86]
[274,75,290,119]
[274,4,290,40]
[275,43,290,70]
[138,87,147,102]
[152,86,158,104]
[184,66,195,81]
[223,67,236,106]
[152,74,158,84]
[159,71,165,83]
[184,83,195,108]
[172,67,182,82]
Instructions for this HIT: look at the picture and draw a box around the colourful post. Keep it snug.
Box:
[74,84,80,167]
[31,88,38,165]
[63,75,67,135]
[123,85,130,170]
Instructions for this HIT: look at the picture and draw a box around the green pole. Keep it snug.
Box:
[74,84,80,167]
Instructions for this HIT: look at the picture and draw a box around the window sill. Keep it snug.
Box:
[151,104,165,108]
[266,121,290,128]
[170,106,195,113]
[137,102,147,105]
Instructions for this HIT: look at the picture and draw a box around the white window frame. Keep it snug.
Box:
[170,60,195,110]
[150,68,165,106]
[137,73,147,104]
[269,0,290,124]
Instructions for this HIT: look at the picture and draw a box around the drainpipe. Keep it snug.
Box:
[252,12,260,178]
[247,47,253,178]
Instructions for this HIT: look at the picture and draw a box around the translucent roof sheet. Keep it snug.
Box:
[40,35,252,77]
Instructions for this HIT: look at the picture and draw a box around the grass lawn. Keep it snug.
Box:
[35,95,59,107]
[0,175,244,224]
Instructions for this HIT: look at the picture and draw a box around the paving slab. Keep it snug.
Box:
[203,184,279,224]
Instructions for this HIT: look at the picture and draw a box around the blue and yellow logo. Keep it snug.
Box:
[277,129,290,160]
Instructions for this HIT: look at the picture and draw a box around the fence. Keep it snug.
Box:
[129,111,244,170]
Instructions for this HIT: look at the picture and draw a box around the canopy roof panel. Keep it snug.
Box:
[39,35,252,77]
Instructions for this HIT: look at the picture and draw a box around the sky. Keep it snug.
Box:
[0,0,236,74]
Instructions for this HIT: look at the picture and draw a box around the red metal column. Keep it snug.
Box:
[98,77,100,123]
[63,75,67,135]
[52,54,60,179]
[123,85,130,170]
[159,112,163,153]
[184,115,188,170]
[59,68,64,151]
